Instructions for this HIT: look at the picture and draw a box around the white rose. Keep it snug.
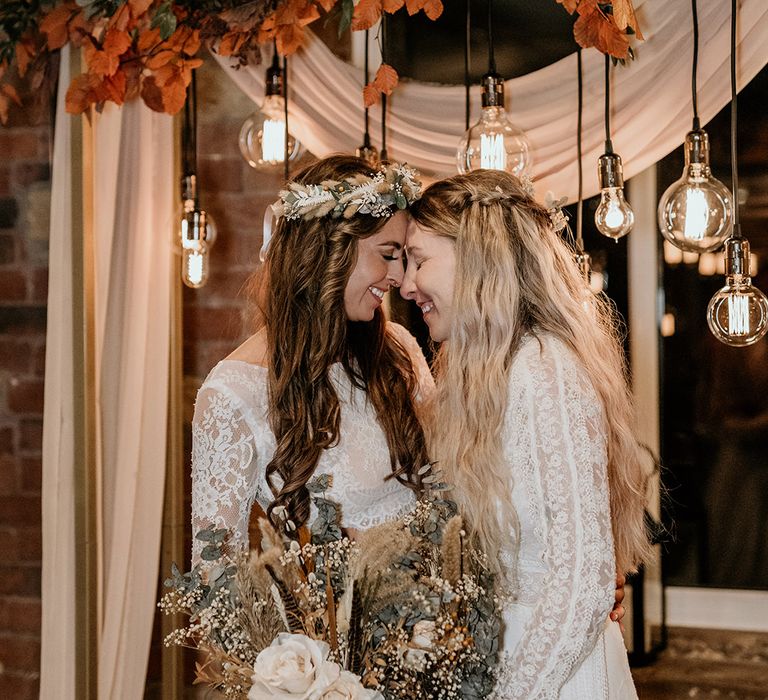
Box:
[320,671,383,700]
[249,633,341,700]
[411,620,436,650]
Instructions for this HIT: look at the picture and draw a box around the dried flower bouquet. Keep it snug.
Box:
[160,472,499,699]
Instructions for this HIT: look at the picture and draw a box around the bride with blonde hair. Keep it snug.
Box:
[401,170,650,698]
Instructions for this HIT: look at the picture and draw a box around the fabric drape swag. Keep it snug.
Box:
[215,0,768,201]
[40,49,175,699]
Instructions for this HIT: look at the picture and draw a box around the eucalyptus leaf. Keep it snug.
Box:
[151,1,177,41]
[201,544,222,561]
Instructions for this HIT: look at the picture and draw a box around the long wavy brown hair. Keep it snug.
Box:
[255,155,428,527]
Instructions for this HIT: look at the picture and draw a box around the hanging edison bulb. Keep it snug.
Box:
[707,238,768,346]
[180,175,217,289]
[239,53,301,169]
[595,152,634,240]
[658,130,732,252]
[457,74,531,176]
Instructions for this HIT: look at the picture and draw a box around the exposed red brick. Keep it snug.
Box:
[0,339,32,374]
[12,163,50,188]
[16,528,41,562]
[0,633,40,671]
[0,527,18,560]
[0,566,40,596]
[0,166,9,196]
[0,671,39,700]
[32,344,45,377]
[19,458,41,493]
[0,496,41,527]
[30,268,47,303]
[0,426,14,455]
[0,455,17,494]
[0,132,39,161]
[18,419,42,452]
[198,156,244,194]
[7,379,44,414]
[182,305,244,342]
[0,269,26,302]
[0,234,15,264]
[0,597,41,635]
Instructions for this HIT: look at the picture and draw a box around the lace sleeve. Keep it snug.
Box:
[495,340,616,699]
[191,381,262,568]
[386,321,435,403]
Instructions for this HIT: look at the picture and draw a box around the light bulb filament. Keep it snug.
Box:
[480,132,507,170]
[604,197,625,229]
[185,250,205,287]
[727,293,750,336]
[262,119,286,163]
[682,188,709,241]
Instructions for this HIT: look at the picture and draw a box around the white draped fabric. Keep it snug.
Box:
[215,0,768,200]
[40,51,174,699]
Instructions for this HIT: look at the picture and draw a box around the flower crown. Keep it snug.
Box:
[274,163,422,221]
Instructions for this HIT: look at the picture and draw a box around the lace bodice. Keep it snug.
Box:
[492,333,618,699]
[190,322,433,566]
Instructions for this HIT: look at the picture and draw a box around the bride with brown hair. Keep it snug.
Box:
[401,170,649,698]
[190,155,432,563]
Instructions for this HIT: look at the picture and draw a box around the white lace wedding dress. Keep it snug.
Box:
[492,333,637,699]
[190,322,433,566]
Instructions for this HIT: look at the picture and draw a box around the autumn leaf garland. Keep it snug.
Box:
[0,0,642,123]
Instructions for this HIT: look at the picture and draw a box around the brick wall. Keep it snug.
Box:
[0,113,51,698]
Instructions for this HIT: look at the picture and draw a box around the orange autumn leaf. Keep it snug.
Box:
[611,0,643,40]
[0,94,9,125]
[574,7,630,58]
[109,5,131,32]
[140,75,166,113]
[66,73,100,114]
[15,39,34,78]
[364,62,398,106]
[2,83,22,106]
[276,24,305,56]
[556,0,581,13]
[315,0,339,11]
[144,49,177,70]
[384,0,405,12]
[351,0,382,31]
[138,27,163,53]
[128,0,154,18]
[85,28,132,77]
[40,2,79,50]
[218,31,247,57]
[405,0,443,19]
[160,70,189,114]
[100,70,128,106]
[363,82,380,108]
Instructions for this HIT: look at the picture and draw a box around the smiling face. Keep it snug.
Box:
[401,220,456,342]
[343,211,407,322]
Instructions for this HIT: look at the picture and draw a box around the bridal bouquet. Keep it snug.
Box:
[159,473,499,699]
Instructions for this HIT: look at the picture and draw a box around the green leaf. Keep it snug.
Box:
[201,544,222,561]
[338,0,354,37]
[151,1,177,41]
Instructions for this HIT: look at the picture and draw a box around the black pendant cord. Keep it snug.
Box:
[363,29,371,147]
[730,0,741,237]
[487,0,496,74]
[182,69,197,182]
[604,54,613,154]
[283,53,290,181]
[691,0,701,130]
[380,14,388,161]
[576,49,584,254]
[464,0,471,130]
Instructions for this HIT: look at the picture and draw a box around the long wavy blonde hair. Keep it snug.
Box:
[410,170,651,575]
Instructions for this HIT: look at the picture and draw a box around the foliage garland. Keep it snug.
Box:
[0,0,641,123]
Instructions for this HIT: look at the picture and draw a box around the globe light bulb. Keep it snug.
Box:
[457,73,531,177]
[595,152,634,240]
[180,176,216,289]
[658,129,732,253]
[239,58,301,170]
[707,238,768,346]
